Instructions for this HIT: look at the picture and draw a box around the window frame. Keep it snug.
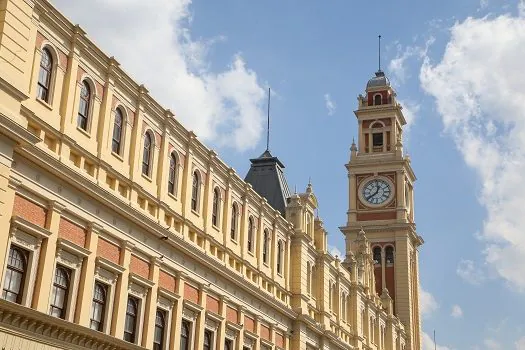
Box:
[385,245,395,265]
[142,131,154,177]
[153,308,167,350]
[276,239,284,275]
[211,187,220,227]
[203,328,214,350]
[180,318,192,350]
[230,202,238,241]
[90,281,108,332]
[247,217,255,253]
[191,171,200,212]
[124,296,140,343]
[77,80,92,131]
[373,93,382,106]
[168,152,178,196]
[2,245,29,304]
[37,47,54,103]
[49,265,72,319]
[262,229,269,264]
[112,107,125,155]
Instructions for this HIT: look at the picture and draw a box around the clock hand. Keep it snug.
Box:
[366,185,379,200]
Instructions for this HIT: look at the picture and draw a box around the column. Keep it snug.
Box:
[128,85,147,183]
[235,304,244,350]
[142,257,161,347]
[110,240,134,337]
[156,118,171,201]
[75,222,102,326]
[32,200,65,312]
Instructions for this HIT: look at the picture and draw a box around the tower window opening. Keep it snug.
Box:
[386,246,394,264]
[374,94,382,106]
[372,133,383,152]
[373,246,381,265]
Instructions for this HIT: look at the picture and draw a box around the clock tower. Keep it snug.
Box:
[341,68,424,349]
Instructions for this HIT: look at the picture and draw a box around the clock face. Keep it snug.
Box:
[362,179,392,205]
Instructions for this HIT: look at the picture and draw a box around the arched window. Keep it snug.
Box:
[37,48,53,102]
[203,329,212,350]
[374,94,382,105]
[153,309,166,350]
[212,187,220,227]
[247,217,254,252]
[50,266,70,319]
[142,132,153,176]
[180,319,190,350]
[386,246,395,264]
[230,203,238,240]
[90,282,107,331]
[168,152,177,195]
[112,108,124,154]
[77,80,91,131]
[191,171,199,212]
[2,246,27,304]
[263,229,269,264]
[277,240,284,274]
[373,246,382,264]
[124,297,138,343]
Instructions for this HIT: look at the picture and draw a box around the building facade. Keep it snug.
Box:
[0,0,422,349]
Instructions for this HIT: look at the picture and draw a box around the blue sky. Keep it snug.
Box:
[53,0,525,348]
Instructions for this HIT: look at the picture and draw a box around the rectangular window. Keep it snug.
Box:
[153,309,166,350]
[2,245,29,304]
[50,265,72,319]
[90,282,108,331]
[203,329,213,350]
[180,319,191,350]
[124,296,139,343]
[224,338,233,350]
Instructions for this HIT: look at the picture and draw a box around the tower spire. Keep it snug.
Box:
[266,87,271,152]
[378,34,382,72]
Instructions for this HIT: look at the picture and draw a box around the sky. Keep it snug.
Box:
[51,0,525,348]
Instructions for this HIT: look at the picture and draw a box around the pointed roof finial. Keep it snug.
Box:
[378,35,382,72]
[266,87,271,152]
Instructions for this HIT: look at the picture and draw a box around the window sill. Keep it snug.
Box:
[191,209,200,217]
[230,238,238,244]
[36,97,53,111]
[247,250,254,257]
[211,224,220,232]
[167,192,178,201]
[111,151,124,162]
[141,173,153,183]
[263,262,269,267]
[76,126,91,137]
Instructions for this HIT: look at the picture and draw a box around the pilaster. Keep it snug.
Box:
[111,240,134,337]
[75,222,101,326]
[141,256,161,347]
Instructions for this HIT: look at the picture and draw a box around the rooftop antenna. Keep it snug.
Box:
[433,330,436,350]
[378,35,382,72]
[266,87,271,152]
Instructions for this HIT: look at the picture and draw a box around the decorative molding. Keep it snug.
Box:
[95,257,125,275]
[129,273,154,289]
[57,238,91,258]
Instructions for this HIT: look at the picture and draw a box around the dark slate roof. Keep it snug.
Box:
[366,70,390,89]
[244,150,291,216]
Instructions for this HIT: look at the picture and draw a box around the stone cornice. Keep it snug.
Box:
[0,299,145,349]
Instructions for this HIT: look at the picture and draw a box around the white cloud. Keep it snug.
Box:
[422,331,452,350]
[451,304,463,318]
[456,259,486,285]
[479,0,489,9]
[420,7,525,291]
[51,0,266,151]
[388,37,435,84]
[420,287,439,317]
[324,93,336,116]
[516,336,525,350]
[484,338,502,350]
